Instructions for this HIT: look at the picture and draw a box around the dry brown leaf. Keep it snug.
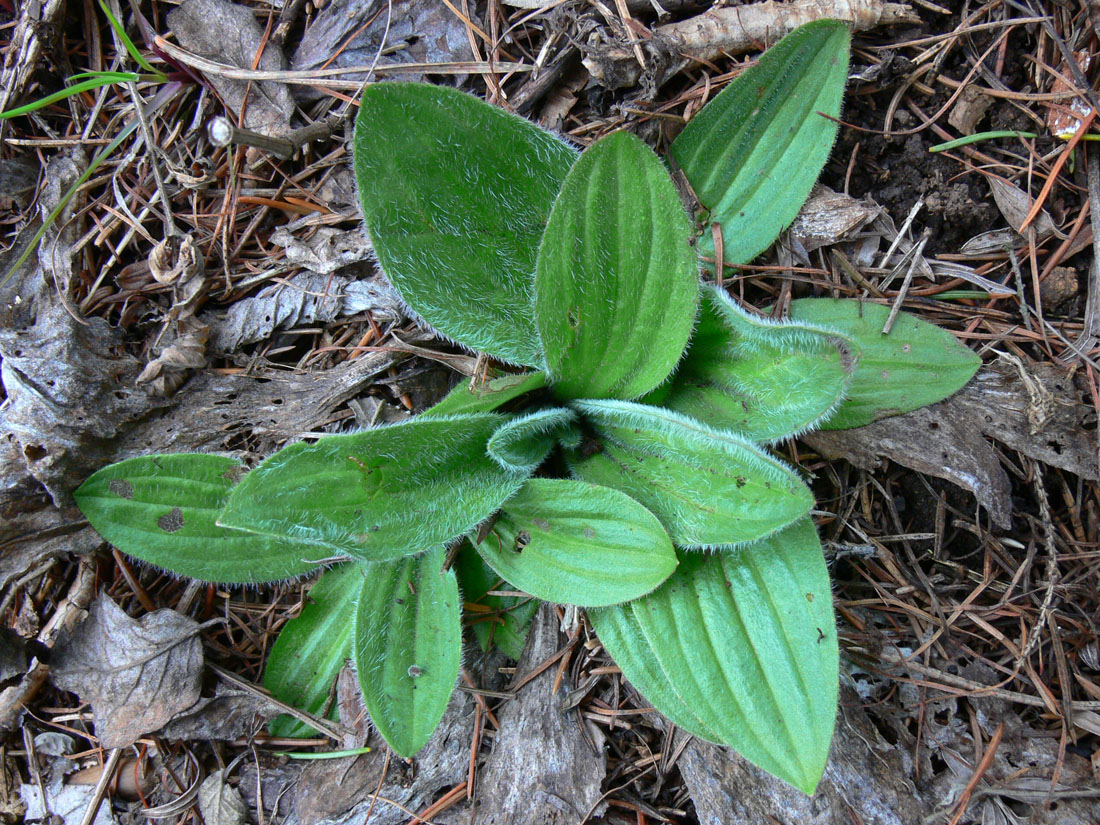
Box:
[167,0,294,135]
[50,594,203,749]
[789,185,879,253]
[290,0,474,99]
[208,272,401,355]
[198,772,247,825]
[987,176,1061,241]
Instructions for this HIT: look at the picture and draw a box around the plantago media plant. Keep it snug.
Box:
[76,21,979,793]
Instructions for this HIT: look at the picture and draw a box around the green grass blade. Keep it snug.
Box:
[99,0,163,76]
[0,75,139,120]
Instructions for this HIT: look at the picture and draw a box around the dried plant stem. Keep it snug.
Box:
[584,0,918,87]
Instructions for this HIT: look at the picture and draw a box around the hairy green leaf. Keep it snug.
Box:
[354,83,576,366]
[569,401,812,549]
[265,563,362,738]
[644,287,855,442]
[353,548,461,757]
[535,131,698,399]
[590,518,838,794]
[74,454,322,584]
[455,543,538,660]
[423,372,549,418]
[787,298,981,429]
[671,21,849,267]
[487,407,576,473]
[475,479,676,607]
[219,414,527,562]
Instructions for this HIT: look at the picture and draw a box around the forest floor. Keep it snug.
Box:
[2,1,1100,824]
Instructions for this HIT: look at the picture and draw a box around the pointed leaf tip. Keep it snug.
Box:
[74,454,323,585]
[787,298,980,429]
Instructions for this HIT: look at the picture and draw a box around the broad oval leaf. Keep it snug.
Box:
[644,286,856,442]
[353,548,461,757]
[671,21,850,267]
[568,401,812,549]
[487,407,576,473]
[589,518,838,794]
[354,83,577,366]
[265,563,362,738]
[786,298,981,429]
[74,454,322,584]
[455,541,539,661]
[423,371,549,418]
[475,479,676,607]
[535,130,698,399]
[218,414,528,562]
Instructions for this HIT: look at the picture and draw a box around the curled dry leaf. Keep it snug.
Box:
[50,594,203,749]
[136,319,209,397]
[789,185,879,254]
[269,227,374,276]
[987,176,1062,242]
[583,0,920,89]
[208,271,402,355]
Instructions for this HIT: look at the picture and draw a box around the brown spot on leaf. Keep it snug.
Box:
[221,465,247,483]
[582,527,596,539]
[157,507,185,533]
[806,593,814,602]
[108,479,134,499]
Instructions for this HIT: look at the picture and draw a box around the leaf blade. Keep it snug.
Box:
[475,479,677,607]
[354,83,576,366]
[535,131,698,399]
[786,298,981,429]
[74,454,322,584]
[645,287,855,442]
[423,372,549,418]
[265,563,363,738]
[219,414,527,562]
[568,401,813,549]
[671,21,850,267]
[590,518,838,793]
[353,548,462,757]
